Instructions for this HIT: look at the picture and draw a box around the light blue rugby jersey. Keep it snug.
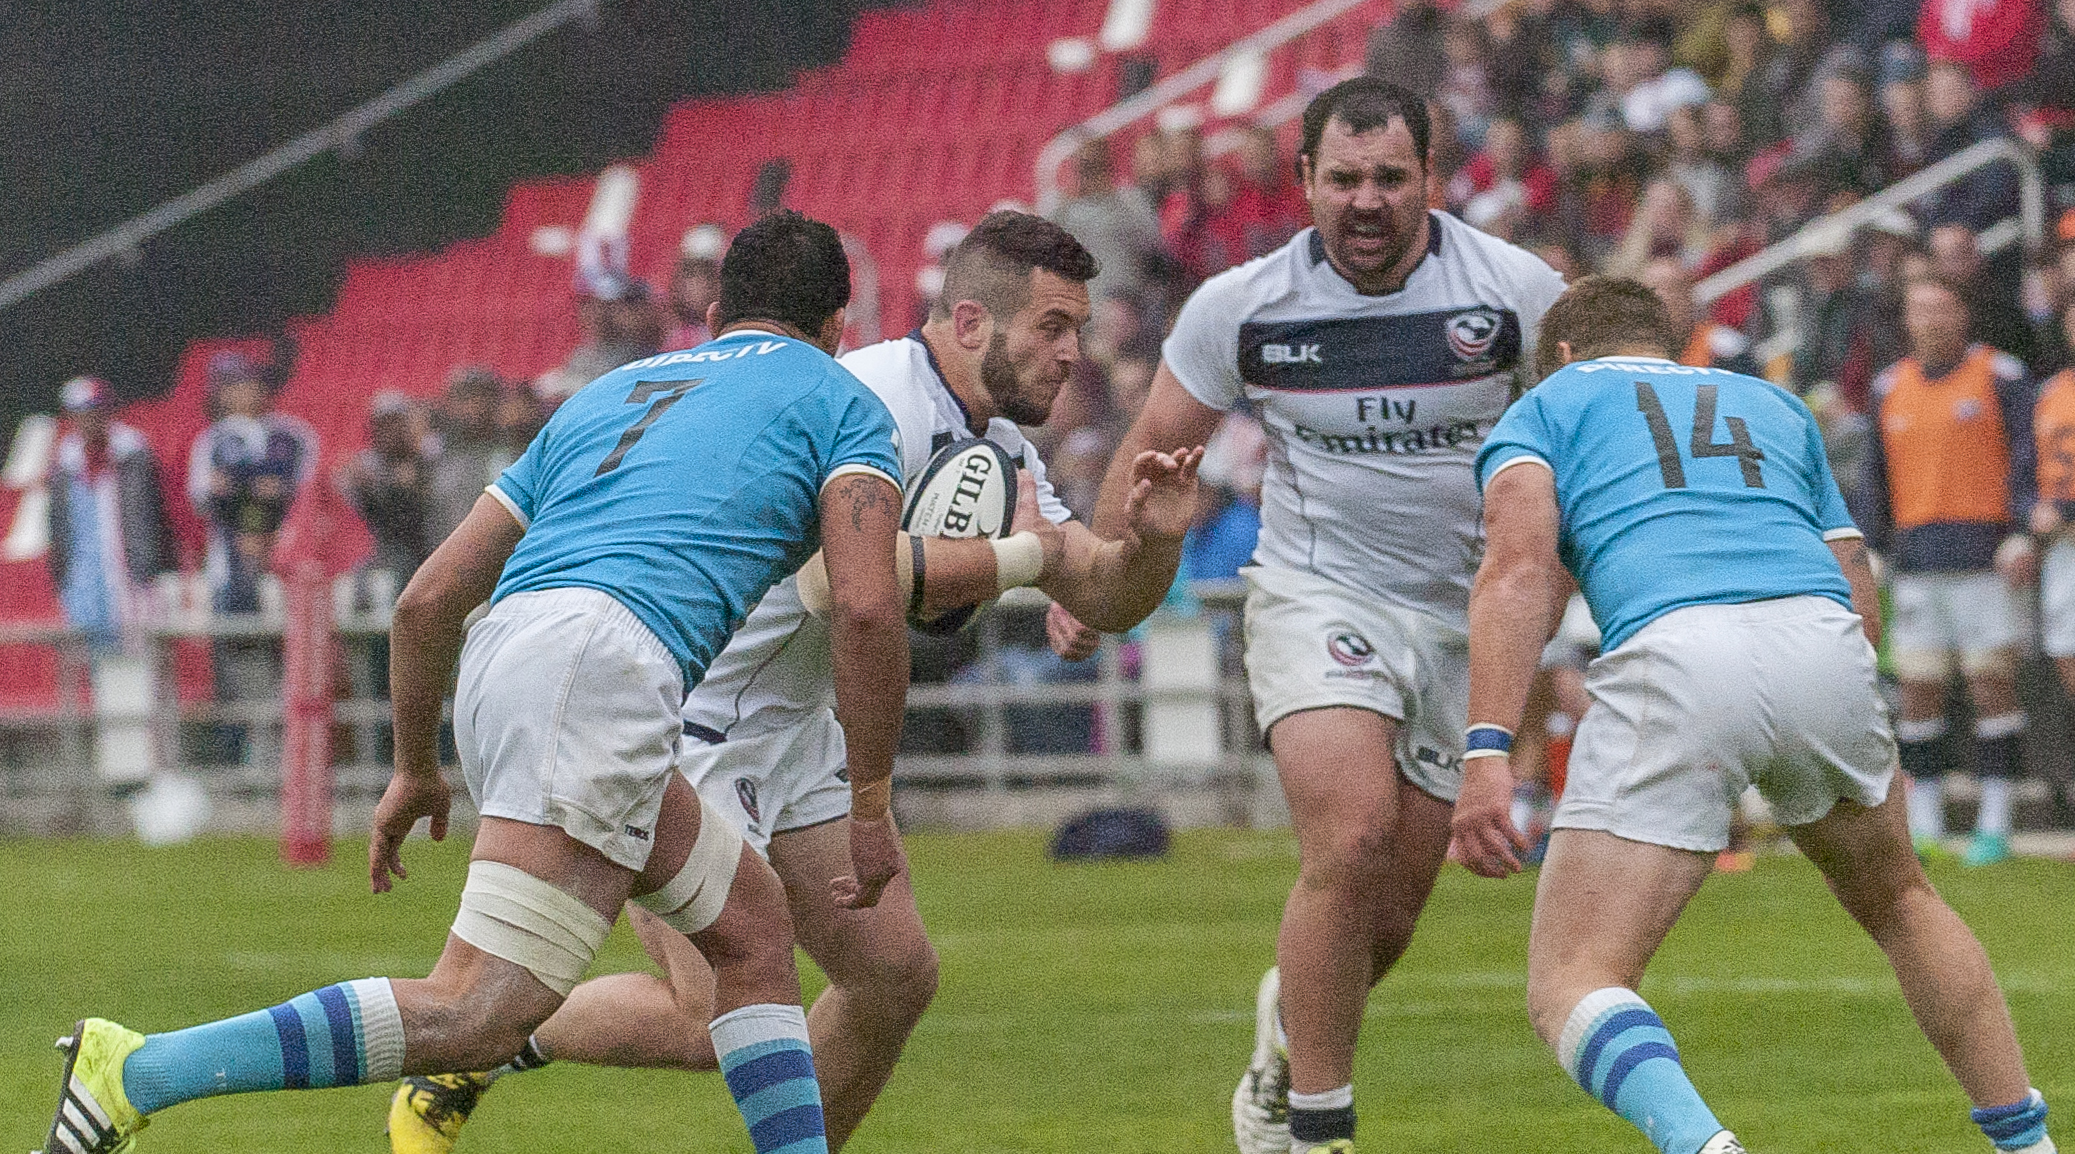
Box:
[1475,355,1860,653]
[487,329,902,686]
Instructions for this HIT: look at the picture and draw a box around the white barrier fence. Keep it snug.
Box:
[0,577,1281,842]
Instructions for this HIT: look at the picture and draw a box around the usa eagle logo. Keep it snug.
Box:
[1327,631,1376,668]
[1446,309,1502,362]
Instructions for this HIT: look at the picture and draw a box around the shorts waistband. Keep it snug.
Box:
[1650,594,1850,630]
[489,587,677,670]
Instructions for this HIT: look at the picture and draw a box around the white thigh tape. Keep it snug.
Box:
[450,860,612,997]
[631,794,744,934]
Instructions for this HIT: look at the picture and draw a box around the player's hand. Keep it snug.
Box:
[1013,469,1066,583]
[1450,757,1528,879]
[832,811,906,910]
[1046,601,1102,661]
[369,770,451,893]
[2031,502,2064,539]
[1995,533,2038,588]
[1117,447,1205,553]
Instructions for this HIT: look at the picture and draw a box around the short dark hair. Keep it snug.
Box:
[715,209,851,335]
[1298,78,1431,179]
[934,210,1100,320]
[1535,276,1680,379]
[1904,273,1972,314]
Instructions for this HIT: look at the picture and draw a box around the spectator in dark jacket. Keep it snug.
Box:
[1917,61,2023,231]
[337,390,432,588]
[46,376,174,651]
[427,366,504,543]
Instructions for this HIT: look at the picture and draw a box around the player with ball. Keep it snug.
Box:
[387,210,1202,1152]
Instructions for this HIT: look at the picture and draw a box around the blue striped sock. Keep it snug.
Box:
[1974,1089,2053,1151]
[122,978,404,1115]
[1557,988,1723,1154]
[712,1003,828,1154]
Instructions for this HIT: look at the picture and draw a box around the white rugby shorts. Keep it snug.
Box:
[1240,564,1466,803]
[1556,595,1895,853]
[455,588,685,871]
[2040,539,2075,658]
[1887,570,2025,679]
[679,708,851,854]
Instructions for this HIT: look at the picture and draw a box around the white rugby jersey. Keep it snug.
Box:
[1164,212,1566,627]
[682,331,1072,741]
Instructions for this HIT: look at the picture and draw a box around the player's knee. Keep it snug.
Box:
[863,938,942,1015]
[1298,821,1394,891]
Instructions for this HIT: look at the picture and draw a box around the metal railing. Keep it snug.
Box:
[1033,0,1377,213]
[1693,137,2046,307]
[0,579,1280,837]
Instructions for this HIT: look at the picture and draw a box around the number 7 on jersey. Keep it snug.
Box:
[596,379,703,475]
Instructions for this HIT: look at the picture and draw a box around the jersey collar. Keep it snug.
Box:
[906,328,978,432]
[1592,355,1678,364]
[1304,212,1445,290]
[712,325,790,341]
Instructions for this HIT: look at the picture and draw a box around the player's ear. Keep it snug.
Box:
[705,301,723,337]
[1556,339,1577,366]
[814,307,847,355]
[952,299,993,351]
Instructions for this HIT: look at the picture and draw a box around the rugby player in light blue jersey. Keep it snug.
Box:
[34,211,909,1154]
[1454,276,2056,1154]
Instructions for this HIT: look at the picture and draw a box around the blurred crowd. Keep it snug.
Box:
[32,0,2075,766]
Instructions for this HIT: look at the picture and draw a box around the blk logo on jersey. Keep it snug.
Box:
[1327,631,1376,667]
[1446,309,1502,363]
[735,778,761,824]
[1262,343,1323,365]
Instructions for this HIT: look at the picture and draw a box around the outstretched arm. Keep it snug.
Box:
[819,471,911,910]
[1045,448,1204,632]
[1454,462,1572,880]
[374,493,525,890]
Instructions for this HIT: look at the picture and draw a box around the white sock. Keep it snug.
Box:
[1908,776,1947,840]
[1977,777,2014,837]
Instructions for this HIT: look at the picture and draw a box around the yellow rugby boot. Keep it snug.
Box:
[36,1019,148,1154]
[388,1072,495,1154]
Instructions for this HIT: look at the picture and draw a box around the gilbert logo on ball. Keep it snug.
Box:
[904,437,1017,539]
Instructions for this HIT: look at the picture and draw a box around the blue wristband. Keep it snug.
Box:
[1464,724,1513,755]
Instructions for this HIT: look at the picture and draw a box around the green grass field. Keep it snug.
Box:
[2,830,2069,1153]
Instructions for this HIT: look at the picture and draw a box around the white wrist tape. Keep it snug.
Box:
[630,793,745,935]
[450,861,613,997]
[991,531,1045,593]
[794,534,918,622]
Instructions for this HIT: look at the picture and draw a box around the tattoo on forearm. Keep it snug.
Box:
[840,476,900,532]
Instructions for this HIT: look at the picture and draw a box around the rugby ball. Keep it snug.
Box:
[904,437,1018,539]
[905,437,1018,634]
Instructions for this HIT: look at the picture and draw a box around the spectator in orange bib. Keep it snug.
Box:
[1861,275,2039,866]
[2029,300,2075,701]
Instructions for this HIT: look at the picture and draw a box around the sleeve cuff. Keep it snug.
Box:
[484,483,529,530]
[822,462,902,493]
[1821,527,1865,542]
[1481,454,1553,488]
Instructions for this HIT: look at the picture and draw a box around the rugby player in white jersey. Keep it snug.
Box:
[1456,276,2056,1154]
[1083,78,1567,1154]
[388,210,1204,1153]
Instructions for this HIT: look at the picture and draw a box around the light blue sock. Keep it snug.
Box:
[712,1003,828,1154]
[1557,988,1724,1154]
[122,978,404,1114]
[1974,1089,2054,1152]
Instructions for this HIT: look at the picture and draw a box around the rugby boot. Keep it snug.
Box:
[1233,967,1291,1154]
[389,1072,495,1154]
[36,1019,147,1154]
